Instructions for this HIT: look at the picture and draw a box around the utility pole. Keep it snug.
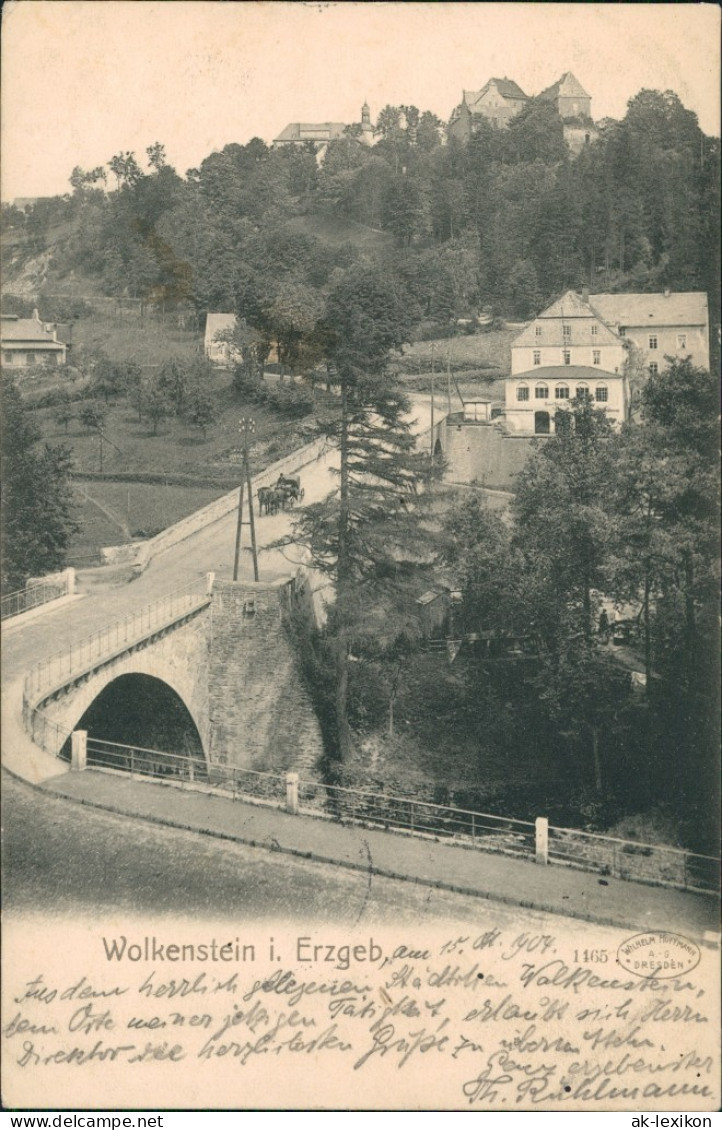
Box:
[429,343,435,466]
[446,344,452,414]
[232,417,259,582]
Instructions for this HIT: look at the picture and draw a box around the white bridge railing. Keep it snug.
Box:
[1,571,73,622]
[62,732,722,896]
[23,576,211,706]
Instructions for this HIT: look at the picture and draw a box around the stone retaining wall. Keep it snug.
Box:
[100,436,329,572]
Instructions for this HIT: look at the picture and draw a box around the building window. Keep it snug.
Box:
[618,327,626,337]
[593,350,601,365]
[563,350,571,365]
[649,362,658,376]
[555,385,569,400]
[535,384,548,400]
[595,386,608,402]
[25,352,36,364]
[533,350,541,366]
[535,326,542,337]
[576,385,590,400]
[2,352,13,364]
[591,324,598,336]
[649,335,658,350]
[677,333,687,349]
[516,385,529,402]
[562,324,571,338]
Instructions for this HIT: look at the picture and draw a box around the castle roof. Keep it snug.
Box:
[539,72,590,102]
[464,77,528,108]
[274,122,347,144]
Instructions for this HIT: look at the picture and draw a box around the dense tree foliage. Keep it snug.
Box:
[277,267,438,761]
[1,380,79,591]
[444,362,719,849]
[5,89,718,356]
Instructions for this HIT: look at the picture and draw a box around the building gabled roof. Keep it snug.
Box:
[539,72,590,102]
[588,292,708,328]
[512,290,622,348]
[465,77,528,108]
[274,121,347,143]
[538,290,596,319]
[512,365,621,384]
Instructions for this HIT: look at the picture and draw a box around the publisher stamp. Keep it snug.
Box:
[617,932,701,979]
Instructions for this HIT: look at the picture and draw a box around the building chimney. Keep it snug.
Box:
[582,286,589,303]
[664,287,671,298]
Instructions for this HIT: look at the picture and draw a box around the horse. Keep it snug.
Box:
[257,486,275,516]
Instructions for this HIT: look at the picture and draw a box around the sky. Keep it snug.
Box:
[1,1,720,201]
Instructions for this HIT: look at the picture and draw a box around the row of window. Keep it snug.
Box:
[533,350,602,365]
[534,324,599,338]
[532,329,688,351]
[517,384,609,403]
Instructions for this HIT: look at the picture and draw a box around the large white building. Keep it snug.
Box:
[505,288,709,436]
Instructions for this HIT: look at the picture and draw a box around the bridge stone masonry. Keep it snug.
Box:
[24,573,324,777]
[208,577,324,774]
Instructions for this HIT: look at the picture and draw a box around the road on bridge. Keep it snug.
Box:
[2,443,340,682]
[1,396,457,681]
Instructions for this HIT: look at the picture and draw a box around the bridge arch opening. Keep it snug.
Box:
[61,674,205,768]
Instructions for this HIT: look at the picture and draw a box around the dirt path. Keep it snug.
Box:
[76,482,131,540]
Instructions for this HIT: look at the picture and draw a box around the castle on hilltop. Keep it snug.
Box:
[448,71,597,154]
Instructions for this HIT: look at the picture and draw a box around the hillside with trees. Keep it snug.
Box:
[2,90,719,367]
[2,89,719,852]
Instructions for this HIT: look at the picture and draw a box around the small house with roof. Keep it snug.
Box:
[1,311,67,368]
[448,78,529,141]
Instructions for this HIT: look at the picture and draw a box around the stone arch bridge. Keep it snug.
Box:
[23,574,323,775]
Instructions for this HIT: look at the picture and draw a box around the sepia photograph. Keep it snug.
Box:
[1,0,720,1115]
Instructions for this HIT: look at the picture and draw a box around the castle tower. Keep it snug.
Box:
[360,100,375,146]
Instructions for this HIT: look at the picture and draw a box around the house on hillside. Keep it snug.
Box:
[273,104,381,161]
[204,313,240,366]
[587,291,710,375]
[505,286,709,436]
[1,311,67,368]
[448,78,529,141]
